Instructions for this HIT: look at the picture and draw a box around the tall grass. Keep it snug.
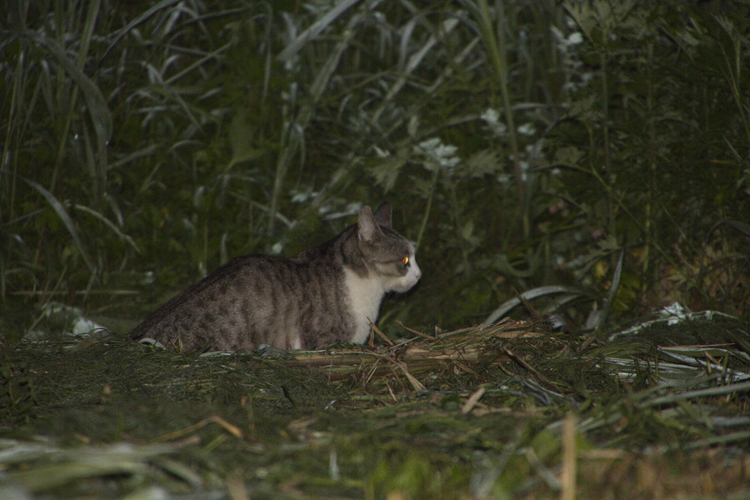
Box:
[0,0,748,336]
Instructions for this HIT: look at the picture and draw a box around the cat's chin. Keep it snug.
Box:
[387,274,421,293]
[389,283,418,293]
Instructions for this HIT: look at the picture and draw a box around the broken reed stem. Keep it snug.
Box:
[461,386,486,414]
[396,320,436,340]
[153,415,244,442]
[368,318,394,345]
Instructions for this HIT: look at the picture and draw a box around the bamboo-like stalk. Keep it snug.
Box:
[474,0,525,237]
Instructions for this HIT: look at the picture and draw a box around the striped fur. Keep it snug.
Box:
[130,203,421,351]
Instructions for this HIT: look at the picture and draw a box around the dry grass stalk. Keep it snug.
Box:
[561,412,578,500]
[280,319,546,392]
[154,415,244,442]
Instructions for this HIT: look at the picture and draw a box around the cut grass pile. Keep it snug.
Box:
[1,313,749,499]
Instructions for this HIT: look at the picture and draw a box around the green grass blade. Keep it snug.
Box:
[277,0,363,63]
[594,249,624,331]
[485,286,588,324]
[25,31,113,154]
[99,0,183,61]
[18,176,95,274]
[73,205,141,254]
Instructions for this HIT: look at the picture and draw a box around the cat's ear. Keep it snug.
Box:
[372,202,392,228]
[358,206,384,243]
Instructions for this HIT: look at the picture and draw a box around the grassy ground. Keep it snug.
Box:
[2,315,749,499]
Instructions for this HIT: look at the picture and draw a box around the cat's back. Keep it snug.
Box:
[131,247,350,351]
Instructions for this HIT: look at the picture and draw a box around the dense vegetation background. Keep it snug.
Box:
[1,0,748,340]
[2,2,750,498]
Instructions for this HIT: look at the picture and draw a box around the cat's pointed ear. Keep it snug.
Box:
[372,202,392,228]
[358,206,383,243]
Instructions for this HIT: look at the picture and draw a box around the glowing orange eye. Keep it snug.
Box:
[402,256,409,265]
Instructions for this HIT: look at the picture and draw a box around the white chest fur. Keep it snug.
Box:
[343,268,385,344]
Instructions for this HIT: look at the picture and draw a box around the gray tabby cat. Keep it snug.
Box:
[130,202,421,351]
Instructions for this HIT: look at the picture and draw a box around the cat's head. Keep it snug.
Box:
[357,203,421,292]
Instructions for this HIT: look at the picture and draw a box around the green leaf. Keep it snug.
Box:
[370,155,408,193]
[463,148,502,178]
[227,109,267,169]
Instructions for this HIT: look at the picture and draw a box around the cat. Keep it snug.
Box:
[130,202,421,352]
